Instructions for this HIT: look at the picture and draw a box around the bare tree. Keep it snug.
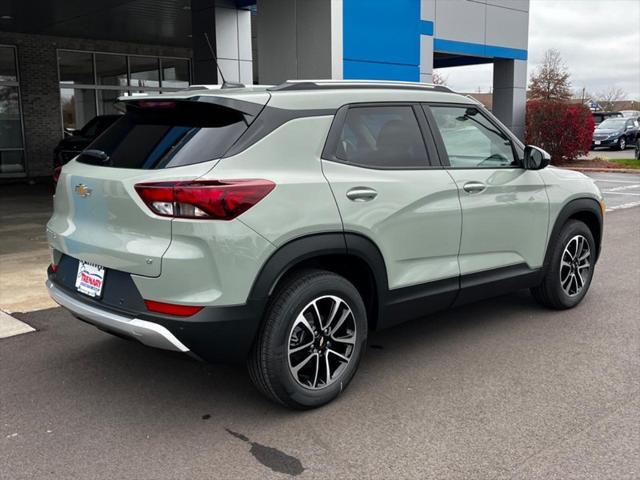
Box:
[431,71,448,86]
[529,49,572,101]
[596,87,626,112]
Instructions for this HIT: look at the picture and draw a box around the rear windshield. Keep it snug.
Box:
[77,101,247,169]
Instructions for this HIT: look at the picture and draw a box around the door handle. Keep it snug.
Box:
[462,181,486,194]
[346,187,378,202]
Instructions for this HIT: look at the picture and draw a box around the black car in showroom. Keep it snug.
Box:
[591,117,639,150]
[53,115,120,169]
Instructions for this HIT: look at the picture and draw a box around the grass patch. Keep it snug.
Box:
[610,159,640,169]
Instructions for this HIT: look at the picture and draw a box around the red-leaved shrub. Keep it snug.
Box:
[525,100,594,164]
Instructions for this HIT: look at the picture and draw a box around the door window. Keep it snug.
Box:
[429,105,517,168]
[334,106,429,168]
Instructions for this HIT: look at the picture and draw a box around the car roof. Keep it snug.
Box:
[120,80,478,111]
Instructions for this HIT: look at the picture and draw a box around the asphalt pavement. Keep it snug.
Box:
[589,171,640,211]
[1,203,638,479]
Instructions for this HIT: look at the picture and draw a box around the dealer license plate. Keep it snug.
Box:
[75,261,105,298]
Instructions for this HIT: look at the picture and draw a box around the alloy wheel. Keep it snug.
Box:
[559,234,591,297]
[287,295,357,390]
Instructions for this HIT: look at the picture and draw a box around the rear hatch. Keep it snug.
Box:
[47,92,269,277]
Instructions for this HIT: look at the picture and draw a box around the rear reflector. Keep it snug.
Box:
[134,179,275,220]
[144,300,203,317]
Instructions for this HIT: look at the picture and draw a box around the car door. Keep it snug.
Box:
[626,119,638,143]
[423,103,549,289]
[321,103,462,325]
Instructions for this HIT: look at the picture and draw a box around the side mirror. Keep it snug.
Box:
[523,145,551,170]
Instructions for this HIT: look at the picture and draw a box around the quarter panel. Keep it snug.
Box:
[207,116,343,246]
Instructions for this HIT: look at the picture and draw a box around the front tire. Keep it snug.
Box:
[531,220,596,309]
[248,269,367,409]
[616,137,627,151]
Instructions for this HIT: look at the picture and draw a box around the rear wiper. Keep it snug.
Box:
[81,149,110,164]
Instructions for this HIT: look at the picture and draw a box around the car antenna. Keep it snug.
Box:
[203,32,244,89]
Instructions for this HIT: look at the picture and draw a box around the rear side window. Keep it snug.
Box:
[77,101,247,169]
[334,106,428,168]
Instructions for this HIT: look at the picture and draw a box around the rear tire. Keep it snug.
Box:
[248,269,367,409]
[531,220,596,309]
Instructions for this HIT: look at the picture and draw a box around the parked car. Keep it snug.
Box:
[54,114,121,169]
[591,117,639,150]
[620,110,640,120]
[46,81,604,409]
[591,111,622,125]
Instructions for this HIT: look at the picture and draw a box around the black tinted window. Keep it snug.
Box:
[77,101,247,169]
[335,106,428,168]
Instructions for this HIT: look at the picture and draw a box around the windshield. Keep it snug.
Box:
[76,101,247,169]
[598,118,626,129]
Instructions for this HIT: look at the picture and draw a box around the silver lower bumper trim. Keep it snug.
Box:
[46,280,189,353]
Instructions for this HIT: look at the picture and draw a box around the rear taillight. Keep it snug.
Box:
[50,263,58,273]
[134,179,275,220]
[144,300,203,317]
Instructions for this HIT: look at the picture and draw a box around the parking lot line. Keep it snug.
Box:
[607,201,640,212]
[602,184,640,192]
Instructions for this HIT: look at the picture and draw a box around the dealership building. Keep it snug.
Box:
[0,0,529,181]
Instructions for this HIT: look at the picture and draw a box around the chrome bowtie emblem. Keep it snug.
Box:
[74,184,92,197]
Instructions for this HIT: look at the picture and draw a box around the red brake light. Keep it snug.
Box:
[136,100,177,109]
[134,179,275,220]
[144,300,203,317]
[50,263,58,273]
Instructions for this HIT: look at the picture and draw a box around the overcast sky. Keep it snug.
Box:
[438,0,640,99]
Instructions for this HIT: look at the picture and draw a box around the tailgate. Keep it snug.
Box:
[47,160,216,277]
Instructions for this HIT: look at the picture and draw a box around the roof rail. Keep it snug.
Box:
[268,79,454,93]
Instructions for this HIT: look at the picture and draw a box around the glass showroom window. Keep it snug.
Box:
[58,50,191,134]
[0,45,25,176]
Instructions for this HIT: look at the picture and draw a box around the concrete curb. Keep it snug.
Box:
[560,167,639,174]
[0,310,35,339]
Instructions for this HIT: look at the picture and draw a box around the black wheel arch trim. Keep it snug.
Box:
[246,232,389,328]
[545,197,603,268]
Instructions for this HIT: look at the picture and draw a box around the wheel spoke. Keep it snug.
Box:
[293,313,315,337]
[324,354,331,385]
[311,300,323,329]
[575,270,584,289]
[291,352,316,375]
[311,354,320,388]
[327,348,350,363]
[324,298,341,331]
[289,340,314,354]
[329,309,351,336]
[578,249,590,262]
[331,334,356,345]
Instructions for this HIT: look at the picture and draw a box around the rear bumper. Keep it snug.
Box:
[46,279,189,352]
[46,271,264,363]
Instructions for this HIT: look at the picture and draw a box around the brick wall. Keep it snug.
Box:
[0,31,192,178]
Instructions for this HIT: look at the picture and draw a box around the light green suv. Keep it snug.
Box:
[46,80,605,409]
